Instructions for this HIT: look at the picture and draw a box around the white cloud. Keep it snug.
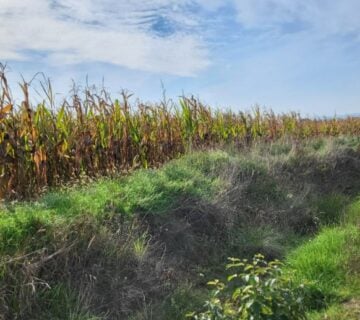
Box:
[1,0,359,77]
[0,0,210,76]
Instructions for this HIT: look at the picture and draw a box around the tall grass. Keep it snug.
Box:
[1,64,360,198]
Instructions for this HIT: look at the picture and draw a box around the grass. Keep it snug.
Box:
[118,151,226,215]
[153,284,207,320]
[227,225,304,260]
[346,196,360,225]
[287,226,358,298]
[133,232,150,260]
[187,195,360,320]
[312,193,349,226]
[0,151,227,256]
[0,151,229,317]
[286,197,360,317]
[0,178,124,254]
[34,283,102,320]
[308,301,360,320]
[41,179,123,217]
[0,137,359,319]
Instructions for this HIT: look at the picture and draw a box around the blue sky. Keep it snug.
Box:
[1,0,360,116]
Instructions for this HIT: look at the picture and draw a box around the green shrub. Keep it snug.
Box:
[188,254,307,320]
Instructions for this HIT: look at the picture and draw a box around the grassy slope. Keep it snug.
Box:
[287,198,360,319]
[0,151,230,319]
[0,136,359,319]
[0,151,227,254]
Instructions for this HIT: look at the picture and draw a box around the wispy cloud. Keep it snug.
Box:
[0,0,211,76]
[2,1,359,77]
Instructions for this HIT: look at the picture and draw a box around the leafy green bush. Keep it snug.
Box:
[188,254,307,320]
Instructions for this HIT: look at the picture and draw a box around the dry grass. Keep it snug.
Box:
[0,215,170,319]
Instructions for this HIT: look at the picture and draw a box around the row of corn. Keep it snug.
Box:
[1,68,359,199]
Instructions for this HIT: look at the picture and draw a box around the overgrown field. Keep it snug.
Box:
[1,66,360,199]
[0,137,359,319]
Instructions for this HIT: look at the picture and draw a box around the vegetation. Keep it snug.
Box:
[188,254,307,320]
[0,136,358,319]
[190,198,360,320]
[290,198,360,319]
[0,67,359,319]
[1,64,360,199]
[288,225,359,300]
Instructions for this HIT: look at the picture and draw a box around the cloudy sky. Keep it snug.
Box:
[1,0,360,116]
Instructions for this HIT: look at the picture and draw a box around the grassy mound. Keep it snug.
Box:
[0,137,359,319]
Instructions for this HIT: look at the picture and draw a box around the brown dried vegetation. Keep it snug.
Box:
[1,64,359,199]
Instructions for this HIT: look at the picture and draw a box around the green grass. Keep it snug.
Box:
[287,226,358,298]
[187,195,360,320]
[0,151,228,256]
[286,197,360,316]
[41,179,123,217]
[345,196,360,225]
[118,152,226,215]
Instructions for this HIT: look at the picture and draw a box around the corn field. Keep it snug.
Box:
[1,66,360,199]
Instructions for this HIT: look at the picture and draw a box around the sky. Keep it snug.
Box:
[0,0,360,116]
